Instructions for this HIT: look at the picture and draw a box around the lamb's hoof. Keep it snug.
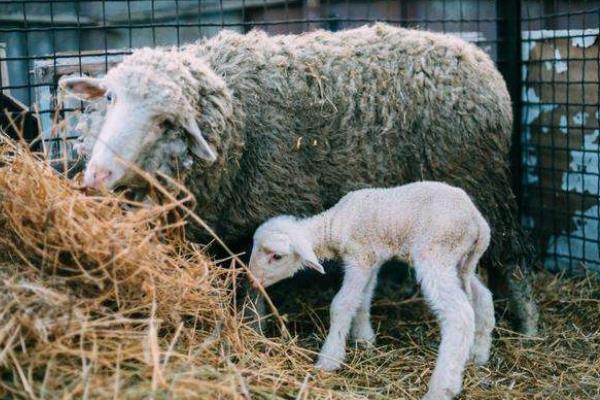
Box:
[351,325,376,347]
[315,356,342,372]
[469,337,491,366]
[352,336,376,348]
[354,338,375,349]
[422,387,457,400]
[470,350,490,366]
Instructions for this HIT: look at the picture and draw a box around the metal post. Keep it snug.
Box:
[497,0,523,214]
[304,0,321,32]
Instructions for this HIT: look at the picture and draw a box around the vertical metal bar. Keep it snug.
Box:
[579,8,587,270]
[76,2,83,78]
[50,0,60,162]
[0,32,3,96]
[50,1,56,89]
[384,0,390,23]
[220,0,225,29]
[596,5,600,272]
[459,0,464,36]
[564,6,573,271]
[534,4,549,267]
[22,1,31,107]
[400,0,408,28]
[127,0,133,49]
[442,0,447,32]
[345,0,350,29]
[263,0,268,33]
[498,0,524,214]
[175,0,181,47]
[549,15,559,270]
[284,0,289,33]
[325,0,333,31]
[424,0,430,31]
[242,0,247,34]
[74,1,84,157]
[199,0,204,38]
[305,0,321,32]
[102,0,108,72]
[151,0,156,46]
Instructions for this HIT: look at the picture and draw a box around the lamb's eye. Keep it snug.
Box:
[106,92,115,104]
[272,254,282,261]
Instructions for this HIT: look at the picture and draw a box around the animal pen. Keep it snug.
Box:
[1,0,599,275]
[0,1,599,399]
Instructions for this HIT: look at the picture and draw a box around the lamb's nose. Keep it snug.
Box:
[83,166,113,189]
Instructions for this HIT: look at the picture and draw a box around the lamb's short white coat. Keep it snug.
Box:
[249,181,494,400]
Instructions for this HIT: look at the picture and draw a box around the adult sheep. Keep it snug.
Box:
[60,23,538,334]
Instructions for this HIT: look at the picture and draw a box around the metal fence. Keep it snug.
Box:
[520,2,600,274]
[0,0,598,274]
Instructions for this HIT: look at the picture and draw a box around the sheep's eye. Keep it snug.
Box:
[268,253,283,263]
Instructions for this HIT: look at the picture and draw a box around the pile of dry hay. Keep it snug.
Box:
[0,138,598,399]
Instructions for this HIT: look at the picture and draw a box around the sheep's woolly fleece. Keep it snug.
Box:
[74,23,536,331]
[82,24,522,264]
[0,138,598,399]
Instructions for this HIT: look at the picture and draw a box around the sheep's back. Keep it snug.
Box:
[190,24,513,245]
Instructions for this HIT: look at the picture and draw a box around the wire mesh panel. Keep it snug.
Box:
[521,1,600,274]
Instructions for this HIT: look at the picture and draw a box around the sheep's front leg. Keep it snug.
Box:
[316,266,370,371]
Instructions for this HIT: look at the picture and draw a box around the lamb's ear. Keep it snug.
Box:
[58,76,106,101]
[183,116,217,162]
[293,240,325,274]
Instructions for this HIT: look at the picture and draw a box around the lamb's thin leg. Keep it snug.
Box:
[350,266,380,345]
[415,257,475,400]
[469,275,495,365]
[315,265,370,371]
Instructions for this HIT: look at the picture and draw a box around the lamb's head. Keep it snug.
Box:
[59,47,230,190]
[249,216,324,288]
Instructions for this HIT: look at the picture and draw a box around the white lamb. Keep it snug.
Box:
[248,181,494,400]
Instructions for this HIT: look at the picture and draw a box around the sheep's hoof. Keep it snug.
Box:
[470,349,490,366]
[351,324,376,347]
[469,336,491,366]
[352,336,376,348]
[314,356,342,372]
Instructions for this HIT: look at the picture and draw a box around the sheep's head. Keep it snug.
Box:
[59,47,229,190]
[249,216,324,288]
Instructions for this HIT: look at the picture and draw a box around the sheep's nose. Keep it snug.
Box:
[83,165,113,189]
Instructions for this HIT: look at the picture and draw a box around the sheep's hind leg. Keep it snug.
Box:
[316,265,370,371]
[350,266,381,346]
[415,256,475,400]
[488,259,538,336]
[469,275,495,365]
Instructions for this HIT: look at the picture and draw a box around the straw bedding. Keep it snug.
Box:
[0,138,598,399]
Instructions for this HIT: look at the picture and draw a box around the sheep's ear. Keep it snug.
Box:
[59,76,106,101]
[303,259,325,274]
[183,117,217,162]
[293,240,325,274]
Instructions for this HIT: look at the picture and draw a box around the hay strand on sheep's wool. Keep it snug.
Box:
[0,136,598,399]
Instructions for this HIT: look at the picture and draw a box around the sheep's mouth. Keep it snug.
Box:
[113,179,149,198]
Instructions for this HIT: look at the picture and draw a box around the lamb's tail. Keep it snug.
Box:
[459,213,491,296]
